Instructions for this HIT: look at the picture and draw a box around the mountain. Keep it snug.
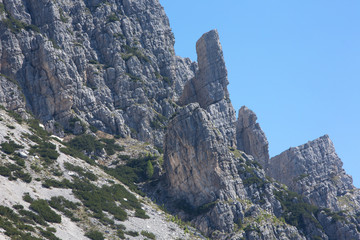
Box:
[0,0,359,239]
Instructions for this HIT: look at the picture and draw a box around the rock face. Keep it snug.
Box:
[163,29,306,239]
[164,103,244,208]
[1,0,360,239]
[0,0,196,146]
[163,30,360,239]
[236,106,269,166]
[179,30,236,147]
[163,103,304,239]
[269,135,360,212]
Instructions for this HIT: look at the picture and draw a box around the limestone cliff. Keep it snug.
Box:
[162,29,356,240]
[179,30,236,147]
[0,0,360,239]
[269,135,360,212]
[0,0,196,146]
[236,106,269,166]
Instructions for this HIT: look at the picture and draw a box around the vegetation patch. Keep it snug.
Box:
[273,189,324,236]
[105,154,158,194]
[85,230,104,240]
[41,177,147,222]
[64,162,97,181]
[107,13,119,23]
[48,196,78,219]
[30,141,59,165]
[122,45,150,63]
[141,230,156,240]
[1,140,23,154]
[30,199,61,223]
[0,205,41,239]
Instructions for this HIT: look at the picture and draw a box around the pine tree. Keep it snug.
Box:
[146,160,154,179]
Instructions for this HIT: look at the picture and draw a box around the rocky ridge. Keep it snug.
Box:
[0,0,196,146]
[0,0,359,239]
[162,29,360,239]
[268,135,360,213]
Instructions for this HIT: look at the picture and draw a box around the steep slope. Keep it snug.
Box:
[0,107,197,240]
[0,0,196,146]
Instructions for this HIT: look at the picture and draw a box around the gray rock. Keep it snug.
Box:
[236,106,269,166]
[269,135,360,213]
[0,0,196,144]
[179,30,236,147]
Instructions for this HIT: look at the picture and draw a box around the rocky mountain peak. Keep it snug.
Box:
[180,29,228,108]
[268,135,360,212]
[236,106,269,166]
[179,29,236,147]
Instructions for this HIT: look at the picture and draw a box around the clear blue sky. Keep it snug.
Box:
[159,0,360,187]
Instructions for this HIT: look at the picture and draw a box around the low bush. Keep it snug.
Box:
[30,142,59,165]
[30,199,61,223]
[64,162,97,181]
[1,140,23,154]
[141,230,156,240]
[40,228,61,240]
[85,230,104,240]
[125,230,139,237]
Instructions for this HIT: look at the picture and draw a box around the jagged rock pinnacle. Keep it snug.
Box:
[180,29,229,108]
[179,29,236,146]
[236,106,269,166]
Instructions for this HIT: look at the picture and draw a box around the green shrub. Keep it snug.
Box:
[12,204,24,210]
[117,229,125,239]
[18,209,47,226]
[134,208,150,219]
[40,228,61,240]
[274,190,321,232]
[0,205,19,222]
[0,166,11,177]
[141,230,156,240]
[64,162,97,181]
[13,170,32,183]
[30,199,61,223]
[101,138,124,155]
[30,141,59,165]
[1,140,23,154]
[104,154,157,194]
[15,157,25,167]
[125,230,139,237]
[67,134,103,153]
[85,230,104,240]
[23,193,33,203]
[42,178,72,189]
[146,160,154,179]
[48,196,78,218]
[27,119,50,140]
[107,13,119,23]
[59,147,94,164]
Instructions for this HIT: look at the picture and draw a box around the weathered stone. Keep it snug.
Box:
[236,106,269,166]
[269,135,360,212]
[179,30,236,146]
[0,0,196,145]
